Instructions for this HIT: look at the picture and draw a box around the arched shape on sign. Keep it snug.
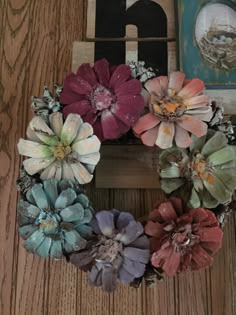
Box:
[126,0,168,74]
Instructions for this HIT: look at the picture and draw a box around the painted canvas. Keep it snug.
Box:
[177,0,236,87]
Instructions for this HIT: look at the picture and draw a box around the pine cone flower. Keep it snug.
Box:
[160,131,236,208]
[145,198,223,276]
[32,85,62,121]
[70,210,150,292]
[18,179,93,258]
[17,113,101,184]
[60,58,145,141]
[133,72,212,149]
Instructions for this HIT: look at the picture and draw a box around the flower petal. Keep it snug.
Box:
[17,139,53,158]
[177,115,207,138]
[133,113,161,135]
[60,74,84,103]
[161,178,184,194]
[68,74,92,95]
[155,121,175,149]
[61,113,83,145]
[140,125,160,146]
[49,112,64,138]
[31,184,49,209]
[203,173,231,204]
[115,78,142,96]
[26,126,41,142]
[191,245,213,269]
[43,179,58,207]
[168,71,185,93]
[60,203,84,222]
[63,100,91,119]
[74,122,93,142]
[201,131,228,157]
[91,118,104,141]
[119,267,135,284]
[102,268,117,292]
[178,78,205,99]
[101,109,124,139]
[72,135,101,155]
[62,163,75,181]
[207,146,236,166]
[174,124,192,148]
[70,162,93,184]
[40,162,59,180]
[78,152,100,165]
[183,94,210,109]
[122,257,146,278]
[112,95,145,126]
[23,157,55,175]
[64,230,87,252]
[187,108,213,122]
[109,64,131,90]
[50,240,63,258]
[158,201,177,221]
[94,58,110,86]
[123,247,150,263]
[30,116,54,135]
[145,77,163,96]
[115,221,143,245]
[145,221,164,237]
[55,188,77,208]
[96,211,115,237]
[76,63,97,86]
[162,249,181,276]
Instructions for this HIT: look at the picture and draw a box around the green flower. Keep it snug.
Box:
[159,131,236,208]
[18,179,93,258]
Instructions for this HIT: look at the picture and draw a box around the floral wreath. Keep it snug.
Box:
[17,58,236,293]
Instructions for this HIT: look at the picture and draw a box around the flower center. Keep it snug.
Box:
[53,142,72,160]
[171,224,200,255]
[95,237,123,269]
[39,214,60,235]
[150,94,186,121]
[91,85,116,111]
[190,155,214,184]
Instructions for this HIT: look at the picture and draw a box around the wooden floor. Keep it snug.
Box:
[0,1,236,314]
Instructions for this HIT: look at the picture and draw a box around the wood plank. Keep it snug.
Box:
[210,213,236,315]
[14,1,58,314]
[47,2,85,315]
[0,0,31,314]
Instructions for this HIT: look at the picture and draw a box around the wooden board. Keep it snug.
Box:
[1,1,236,314]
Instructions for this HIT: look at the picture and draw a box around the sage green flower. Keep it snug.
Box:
[159,131,236,208]
[18,179,93,258]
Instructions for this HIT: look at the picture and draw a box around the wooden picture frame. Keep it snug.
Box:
[176,0,236,88]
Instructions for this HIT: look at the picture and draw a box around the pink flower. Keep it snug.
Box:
[133,72,212,149]
[145,198,223,276]
[60,59,145,141]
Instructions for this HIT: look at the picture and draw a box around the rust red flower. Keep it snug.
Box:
[145,198,223,276]
[60,58,145,141]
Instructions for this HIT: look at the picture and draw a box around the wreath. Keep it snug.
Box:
[16,58,236,292]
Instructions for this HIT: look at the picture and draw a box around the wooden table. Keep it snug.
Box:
[0,1,235,314]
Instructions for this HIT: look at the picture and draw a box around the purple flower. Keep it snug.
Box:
[60,59,145,141]
[70,209,150,292]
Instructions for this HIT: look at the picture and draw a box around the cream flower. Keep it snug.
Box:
[17,113,101,184]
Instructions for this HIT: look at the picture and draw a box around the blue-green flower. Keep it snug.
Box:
[18,179,94,258]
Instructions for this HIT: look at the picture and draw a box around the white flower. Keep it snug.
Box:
[17,113,101,184]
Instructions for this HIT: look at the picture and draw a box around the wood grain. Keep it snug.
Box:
[0,1,236,315]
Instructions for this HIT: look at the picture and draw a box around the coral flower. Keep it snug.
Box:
[133,72,212,149]
[60,58,145,141]
[145,198,223,276]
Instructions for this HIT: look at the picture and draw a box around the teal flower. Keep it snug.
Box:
[18,179,93,258]
[159,131,236,208]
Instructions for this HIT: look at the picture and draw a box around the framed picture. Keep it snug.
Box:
[176,0,236,88]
